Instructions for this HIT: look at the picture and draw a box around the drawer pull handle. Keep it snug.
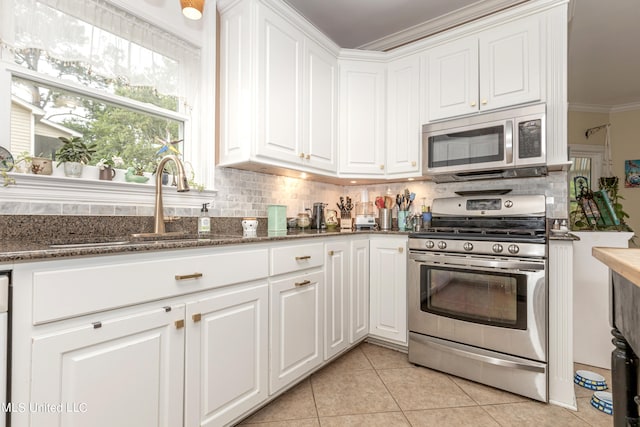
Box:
[192,313,202,323]
[163,306,172,312]
[92,321,102,329]
[175,273,203,281]
[175,319,185,329]
[295,256,311,261]
[295,280,311,287]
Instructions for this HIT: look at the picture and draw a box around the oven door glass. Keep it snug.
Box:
[420,264,527,329]
[428,125,504,168]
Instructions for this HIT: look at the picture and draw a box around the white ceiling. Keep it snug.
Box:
[284,0,640,110]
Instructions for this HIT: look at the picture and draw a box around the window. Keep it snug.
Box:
[0,0,215,204]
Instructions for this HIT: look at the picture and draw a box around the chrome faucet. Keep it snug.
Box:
[153,155,190,234]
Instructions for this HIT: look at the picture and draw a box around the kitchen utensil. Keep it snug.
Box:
[375,196,385,209]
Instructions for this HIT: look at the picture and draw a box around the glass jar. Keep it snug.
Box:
[297,212,310,229]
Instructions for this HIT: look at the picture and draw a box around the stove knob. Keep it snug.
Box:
[504,200,513,208]
[463,242,474,251]
[437,241,447,250]
[425,240,435,249]
[492,243,504,253]
[508,244,520,254]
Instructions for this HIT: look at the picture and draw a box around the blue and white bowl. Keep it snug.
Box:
[590,391,613,415]
[575,370,608,390]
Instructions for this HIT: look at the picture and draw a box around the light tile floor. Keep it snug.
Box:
[238,343,613,427]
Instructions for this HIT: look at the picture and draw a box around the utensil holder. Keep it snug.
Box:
[379,208,392,231]
[340,217,352,232]
[397,210,409,232]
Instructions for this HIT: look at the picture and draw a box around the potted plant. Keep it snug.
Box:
[55,136,96,178]
[124,159,150,183]
[30,153,53,175]
[96,155,124,181]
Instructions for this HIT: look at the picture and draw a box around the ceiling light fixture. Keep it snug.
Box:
[181,0,204,20]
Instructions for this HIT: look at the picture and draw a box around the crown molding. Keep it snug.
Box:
[357,0,528,51]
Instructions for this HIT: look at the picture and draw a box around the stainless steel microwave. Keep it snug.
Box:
[422,104,546,182]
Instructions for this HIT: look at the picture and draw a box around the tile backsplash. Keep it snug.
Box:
[0,167,569,219]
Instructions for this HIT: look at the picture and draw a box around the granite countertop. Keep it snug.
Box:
[592,247,640,287]
[0,230,408,263]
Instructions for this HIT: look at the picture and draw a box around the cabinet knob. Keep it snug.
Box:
[411,161,416,167]
[299,152,305,158]
[305,154,310,160]
[398,247,404,253]
[481,99,487,105]
[470,101,477,107]
[328,250,334,256]
[192,313,202,323]
[175,319,185,329]
[380,164,384,170]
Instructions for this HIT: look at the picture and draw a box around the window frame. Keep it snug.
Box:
[0,0,217,209]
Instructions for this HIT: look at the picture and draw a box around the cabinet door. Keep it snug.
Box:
[270,271,323,394]
[338,60,386,175]
[386,55,421,176]
[479,16,541,111]
[29,305,185,427]
[304,39,338,173]
[427,37,479,121]
[256,6,304,163]
[218,0,253,165]
[324,240,349,360]
[350,239,370,344]
[185,282,268,427]
[369,237,408,345]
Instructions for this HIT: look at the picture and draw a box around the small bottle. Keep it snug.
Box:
[198,203,211,238]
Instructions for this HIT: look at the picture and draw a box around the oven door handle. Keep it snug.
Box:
[422,337,546,373]
[410,255,544,271]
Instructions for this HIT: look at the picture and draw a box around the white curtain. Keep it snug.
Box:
[1,0,200,98]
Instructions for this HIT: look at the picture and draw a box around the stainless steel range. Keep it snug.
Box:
[408,193,548,402]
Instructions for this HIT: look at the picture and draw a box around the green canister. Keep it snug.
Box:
[267,205,287,231]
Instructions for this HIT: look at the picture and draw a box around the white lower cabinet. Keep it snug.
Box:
[12,235,410,426]
[369,236,408,345]
[29,304,186,427]
[324,240,349,360]
[269,270,324,394]
[185,282,269,427]
[350,239,370,344]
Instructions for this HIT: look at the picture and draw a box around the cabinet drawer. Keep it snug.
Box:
[270,243,324,276]
[31,248,269,324]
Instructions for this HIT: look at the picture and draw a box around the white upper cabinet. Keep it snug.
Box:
[219,0,338,175]
[338,59,386,176]
[303,39,338,172]
[256,6,304,164]
[386,55,421,176]
[427,15,541,121]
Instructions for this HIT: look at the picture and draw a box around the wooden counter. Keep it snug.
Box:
[593,247,640,287]
[592,246,640,427]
